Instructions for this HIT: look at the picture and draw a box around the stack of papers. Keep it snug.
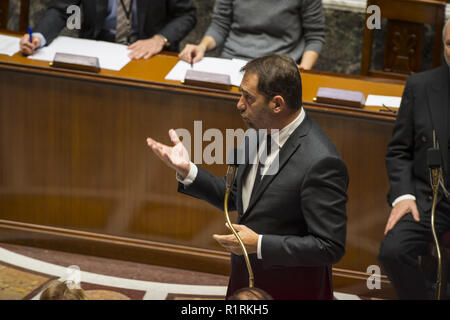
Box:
[365,94,402,108]
[0,35,20,56]
[165,57,248,87]
[28,36,131,71]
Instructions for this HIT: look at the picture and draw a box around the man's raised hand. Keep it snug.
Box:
[146,129,191,179]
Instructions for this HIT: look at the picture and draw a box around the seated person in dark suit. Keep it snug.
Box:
[146,54,348,299]
[378,20,450,299]
[20,0,196,59]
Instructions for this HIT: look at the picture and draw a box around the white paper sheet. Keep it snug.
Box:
[0,35,20,56]
[365,94,402,108]
[27,36,131,71]
[165,57,248,87]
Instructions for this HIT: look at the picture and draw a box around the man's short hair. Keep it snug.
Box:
[240,54,302,111]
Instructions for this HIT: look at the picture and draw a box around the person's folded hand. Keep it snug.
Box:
[128,35,165,60]
[20,34,41,56]
[178,44,205,64]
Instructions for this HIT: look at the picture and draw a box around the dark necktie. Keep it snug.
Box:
[250,135,272,201]
[116,0,132,44]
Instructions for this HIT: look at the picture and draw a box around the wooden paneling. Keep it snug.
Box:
[0,0,29,32]
[0,0,7,30]
[0,68,241,251]
[361,0,446,79]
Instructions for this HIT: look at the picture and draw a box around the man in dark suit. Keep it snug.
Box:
[378,21,450,299]
[146,54,348,299]
[20,0,196,59]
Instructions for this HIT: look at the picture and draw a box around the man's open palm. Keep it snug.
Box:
[147,129,191,179]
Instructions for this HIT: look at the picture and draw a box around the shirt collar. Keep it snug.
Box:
[276,107,306,148]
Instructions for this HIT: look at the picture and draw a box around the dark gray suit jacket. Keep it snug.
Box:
[386,65,450,213]
[179,114,348,299]
[34,0,196,52]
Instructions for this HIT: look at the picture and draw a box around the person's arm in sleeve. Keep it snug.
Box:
[20,0,78,55]
[129,0,197,59]
[298,0,325,70]
[385,81,416,205]
[178,165,239,213]
[203,0,232,50]
[383,80,420,234]
[157,0,197,48]
[34,0,80,45]
[261,157,348,267]
[178,0,231,63]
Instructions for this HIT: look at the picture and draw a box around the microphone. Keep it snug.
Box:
[225,147,239,189]
[427,131,443,300]
[427,147,441,189]
[225,135,250,189]
[223,137,254,288]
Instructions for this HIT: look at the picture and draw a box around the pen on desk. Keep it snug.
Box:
[190,52,194,68]
[27,26,33,43]
[381,104,396,113]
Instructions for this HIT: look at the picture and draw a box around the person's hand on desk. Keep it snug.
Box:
[178,44,206,64]
[146,129,191,180]
[384,199,420,235]
[19,34,41,56]
[128,34,166,60]
[213,223,259,255]
[298,50,319,71]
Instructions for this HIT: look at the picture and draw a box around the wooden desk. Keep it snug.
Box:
[0,35,404,298]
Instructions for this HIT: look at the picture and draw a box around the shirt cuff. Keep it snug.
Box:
[257,235,263,260]
[32,32,46,48]
[176,162,198,186]
[392,194,416,207]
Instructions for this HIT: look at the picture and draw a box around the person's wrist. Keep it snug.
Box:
[198,42,207,53]
[298,62,311,71]
[177,163,191,181]
[35,37,42,48]
[155,34,170,47]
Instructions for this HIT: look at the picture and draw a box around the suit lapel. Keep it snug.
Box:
[240,115,312,221]
[427,66,449,174]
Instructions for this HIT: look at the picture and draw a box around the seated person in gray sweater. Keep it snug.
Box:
[179,0,325,70]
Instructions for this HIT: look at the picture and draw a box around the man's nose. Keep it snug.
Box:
[237,96,246,111]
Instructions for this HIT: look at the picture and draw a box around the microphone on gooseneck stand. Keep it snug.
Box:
[225,135,251,188]
[224,137,254,288]
[427,130,443,300]
[225,147,239,189]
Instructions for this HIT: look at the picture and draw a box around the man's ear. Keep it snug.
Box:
[271,95,286,113]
